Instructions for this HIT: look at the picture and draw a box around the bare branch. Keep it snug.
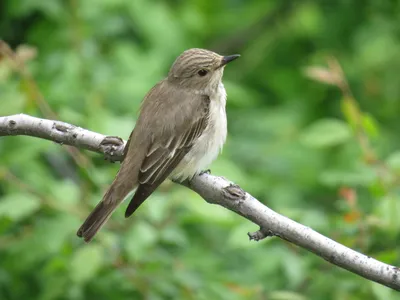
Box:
[0,114,126,161]
[1,113,399,290]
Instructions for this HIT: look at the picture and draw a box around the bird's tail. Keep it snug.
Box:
[77,176,135,242]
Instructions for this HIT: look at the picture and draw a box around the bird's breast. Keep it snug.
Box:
[172,84,227,181]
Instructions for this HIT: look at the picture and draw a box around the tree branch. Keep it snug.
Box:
[1,113,399,290]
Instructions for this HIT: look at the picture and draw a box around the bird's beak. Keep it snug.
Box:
[219,54,240,68]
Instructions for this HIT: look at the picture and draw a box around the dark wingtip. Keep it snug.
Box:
[124,202,137,218]
[125,185,151,218]
[83,236,93,243]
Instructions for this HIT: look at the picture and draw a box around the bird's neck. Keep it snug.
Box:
[167,77,222,97]
[192,81,223,97]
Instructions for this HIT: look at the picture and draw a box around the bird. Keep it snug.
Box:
[77,48,240,242]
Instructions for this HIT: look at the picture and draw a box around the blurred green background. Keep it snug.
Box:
[1,0,400,299]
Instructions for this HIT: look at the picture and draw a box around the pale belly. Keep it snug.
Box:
[171,86,227,181]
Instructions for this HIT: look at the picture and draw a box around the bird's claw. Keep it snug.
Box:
[100,136,125,162]
[199,169,211,176]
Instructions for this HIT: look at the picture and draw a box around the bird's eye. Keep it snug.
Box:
[197,69,208,76]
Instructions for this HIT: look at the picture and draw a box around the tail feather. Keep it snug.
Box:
[77,199,118,242]
[77,181,135,242]
[77,136,146,242]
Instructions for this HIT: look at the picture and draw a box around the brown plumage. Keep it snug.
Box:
[77,48,239,242]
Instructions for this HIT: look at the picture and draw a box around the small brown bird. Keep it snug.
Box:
[77,48,240,242]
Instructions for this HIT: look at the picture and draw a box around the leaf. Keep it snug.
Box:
[370,280,397,300]
[362,113,379,138]
[0,89,25,115]
[269,291,306,300]
[141,193,169,224]
[319,167,377,187]
[300,119,352,148]
[303,66,340,86]
[341,97,360,130]
[16,45,37,62]
[159,225,188,247]
[49,180,80,207]
[7,214,80,269]
[386,151,400,171]
[0,193,40,221]
[183,192,235,224]
[290,2,323,36]
[69,245,104,283]
[35,214,80,253]
[298,209,330,231]
[376,195,400,230]
[124,221,158,261]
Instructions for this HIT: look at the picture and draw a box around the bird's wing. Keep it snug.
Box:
[125,93,210,217]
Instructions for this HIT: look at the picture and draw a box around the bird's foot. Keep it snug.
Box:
[184,170,211,187]
[100,136,125,163]
[199,169,211,176]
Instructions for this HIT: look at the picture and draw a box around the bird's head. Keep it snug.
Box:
[168,48,240,94]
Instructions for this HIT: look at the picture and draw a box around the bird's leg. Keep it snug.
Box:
[99,136,125,163]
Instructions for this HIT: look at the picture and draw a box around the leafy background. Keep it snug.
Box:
[1,0,400,299]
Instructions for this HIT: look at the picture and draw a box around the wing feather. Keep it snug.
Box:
[125,94,210,217]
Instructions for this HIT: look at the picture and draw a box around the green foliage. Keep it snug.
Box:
[1,0,400,299]
[300,119,352,148]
